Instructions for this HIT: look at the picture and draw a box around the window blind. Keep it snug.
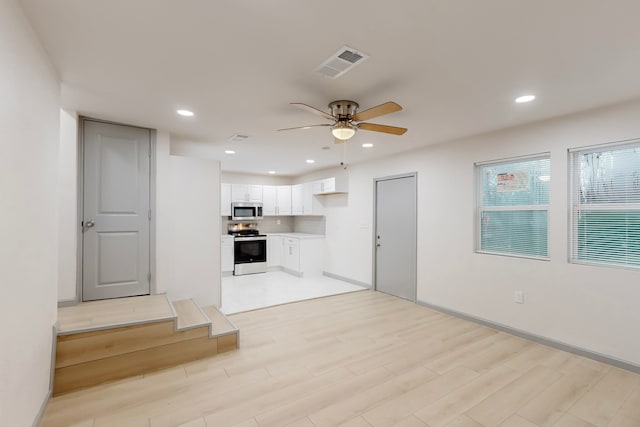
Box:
[570,142,640,268]
[477,155,550,259]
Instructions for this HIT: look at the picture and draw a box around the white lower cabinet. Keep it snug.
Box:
[221,236,234,273]
[267,235,283,268]
[269,235,323,276]
[283,237,300,272]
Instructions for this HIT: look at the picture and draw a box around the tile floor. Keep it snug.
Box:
[220,270,367,314]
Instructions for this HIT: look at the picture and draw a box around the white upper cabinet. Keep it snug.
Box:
[222,176,341,216]
[262,185,277,215]
[221,183,231,216]
[231,184,262,202]
[312,176,347,195]
[276,186,292,215]
[292,182,314,215]
[263,185,291,215]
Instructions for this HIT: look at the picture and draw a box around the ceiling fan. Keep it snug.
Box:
[278,100,407,142]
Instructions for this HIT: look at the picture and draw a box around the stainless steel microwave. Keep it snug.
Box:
[231,202,263,221]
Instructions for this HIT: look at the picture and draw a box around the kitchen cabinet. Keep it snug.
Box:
[262,185,292,215]
[231,184,262,202]
[312,176,347,195]
[221,183,231,216]
[221,235,234,273]
[283,237,300,273]
[291,182,314,215]
[277,235,324,276]
[267,235,283,268]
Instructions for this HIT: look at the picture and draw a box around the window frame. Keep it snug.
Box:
[475,153,551,261]
[568,139,640,270]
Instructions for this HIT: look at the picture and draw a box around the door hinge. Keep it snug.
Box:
[148,209,151,220]
[147,273,151,283]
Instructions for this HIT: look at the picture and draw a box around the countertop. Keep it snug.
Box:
[265,232,325,239]
[222,233,325,240]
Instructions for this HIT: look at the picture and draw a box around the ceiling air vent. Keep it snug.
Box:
[314,45,369,79]
[227,133,249,142]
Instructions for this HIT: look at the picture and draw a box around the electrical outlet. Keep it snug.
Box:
[514,291,525,304]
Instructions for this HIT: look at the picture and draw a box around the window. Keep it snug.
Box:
[476,155,550,259]
[570,141,640,269]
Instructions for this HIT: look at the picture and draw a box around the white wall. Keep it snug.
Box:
[302,99,640,366]
[156,153,221,307]
[57,109,78,302]
[222,171,292,186]
[0,0,60,425]
[155,130,172,298]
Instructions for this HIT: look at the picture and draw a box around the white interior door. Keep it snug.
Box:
[374,174,417,301]
[82,120,151,301]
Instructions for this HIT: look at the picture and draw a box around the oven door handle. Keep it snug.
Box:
[235,236,267,242]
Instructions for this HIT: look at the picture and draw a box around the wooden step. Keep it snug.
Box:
[202,305,237,336]
[172,299,209,330]
[57,294,174,333]
[53,296,239,395]
[202,305,240,352]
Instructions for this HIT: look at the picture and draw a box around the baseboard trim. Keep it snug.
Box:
[32,389,50,427]
[57,298,78,308]
[282,267,303,277]
[322,271,371,289]
[415,299,640,374]
[33,323,57,427]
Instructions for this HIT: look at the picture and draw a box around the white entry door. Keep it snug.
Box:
[82,120,151,301]
[374,174,417,301]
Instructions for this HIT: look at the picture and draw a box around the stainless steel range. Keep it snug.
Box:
[228,223,267,276]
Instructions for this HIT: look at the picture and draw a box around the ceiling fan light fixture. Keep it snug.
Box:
[331,122,356,140]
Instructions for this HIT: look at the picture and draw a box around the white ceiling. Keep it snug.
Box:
[19,0,640,176]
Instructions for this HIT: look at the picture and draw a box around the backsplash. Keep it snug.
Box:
[221,216,325,235]
[221,216,294,234]
[258,217,295,233]
[293,216,326,235]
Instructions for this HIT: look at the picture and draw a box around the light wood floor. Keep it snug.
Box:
[42,290,640,427]
[57,294,174,333]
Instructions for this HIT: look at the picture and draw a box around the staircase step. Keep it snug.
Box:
[202,305,239,353]
[172,299,208,330]
[53,296,239,395]
[202,305,237,336]
[57,294,174,334]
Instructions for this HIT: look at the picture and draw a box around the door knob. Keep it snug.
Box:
[376,243,381,247]
[85,220,95,228]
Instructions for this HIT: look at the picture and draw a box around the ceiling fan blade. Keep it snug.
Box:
[277,124,332,131]
[358,122,408,135]
[352,101,402,122]
[291,103,335,121]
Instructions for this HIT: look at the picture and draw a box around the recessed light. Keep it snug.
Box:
[306,159,315,164]
[362,143,374,148]
[176,109,194,117]
[224,150,236,155]
[268,170,276,174]
[515,95,535,103]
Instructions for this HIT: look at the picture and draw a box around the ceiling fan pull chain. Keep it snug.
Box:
[342,139,348,169]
